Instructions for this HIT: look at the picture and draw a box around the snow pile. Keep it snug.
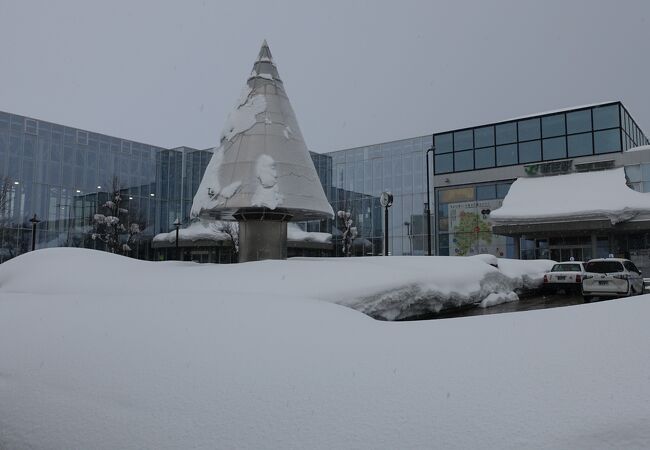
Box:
[626,145,650,152]
[152,219,229,245]
[0,249,545,321]
[287,223,331,244]
[469,254,555,292]
[1,249,650,450]
[489,168,650,225]
[154,220,330,246]
[251,154,284,209]
[478,291,519,308]
[495,257,555,291]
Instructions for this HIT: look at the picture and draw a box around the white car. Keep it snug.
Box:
[582,258,644,302]
[543,261,586,294]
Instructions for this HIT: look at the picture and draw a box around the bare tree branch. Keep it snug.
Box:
[0,177,13,217]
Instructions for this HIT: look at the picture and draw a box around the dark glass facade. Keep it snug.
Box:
[433,102,648,174]
[309,136,431,256]
[0,111,211,262]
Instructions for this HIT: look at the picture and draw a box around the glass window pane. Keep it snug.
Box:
[476,184,496,200]
[496,144,517,166]
[496,182,511,198]
[594,129,621,153]
[566,110,591,134]
[518,118,540,141]
[593,104,620,130]
[453,130,473,151]
[435,133,453,153]
[474,147,495,169]
[50,143,61,162]
[435,153,453,173]
[626,164,641,183]
[519,140,541,163]
[567,132,593,157]
[24,135,36,158]
[439,186,475,203]
[454,150,473,171]
[474,126,494,148]
[496,122,517,145]
[542,137,567,160]
[641,163,650,182]
[48,162,61,185]
[542,114,565,138]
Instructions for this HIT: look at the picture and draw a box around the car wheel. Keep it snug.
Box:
[583,295,592,303]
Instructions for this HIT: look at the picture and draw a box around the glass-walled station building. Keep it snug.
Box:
[0,100,648,262]
[432,101,650,258]
[314,101,650,258]
[0,111,212,261]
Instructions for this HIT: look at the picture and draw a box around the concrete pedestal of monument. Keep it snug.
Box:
[234,209,292,262]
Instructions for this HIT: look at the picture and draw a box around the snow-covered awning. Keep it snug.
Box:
[489,168,650,226]
[152,220,331,249]
[152,220,229,248]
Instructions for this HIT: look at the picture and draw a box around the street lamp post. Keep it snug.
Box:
[173,218,181,261]
[380,192,393,256]
[425,146,435,256]
[404,221,412,255]
[29,214,40,251]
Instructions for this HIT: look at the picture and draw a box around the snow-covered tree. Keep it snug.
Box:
[0,177,12,215]
[0,177,17,260]
[91,178,142,255]
[337,210,358,257]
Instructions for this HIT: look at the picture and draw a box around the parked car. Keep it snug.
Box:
[581,258,644,302]
[543,261,586,294]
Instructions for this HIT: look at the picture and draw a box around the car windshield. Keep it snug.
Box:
[551,263,581,272]
[585,261,624,273]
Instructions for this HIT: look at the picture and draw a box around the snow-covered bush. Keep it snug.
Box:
[337,210,358,257]
[91,178,143,255]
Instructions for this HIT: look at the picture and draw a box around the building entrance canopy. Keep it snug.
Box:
[489,167,650,230]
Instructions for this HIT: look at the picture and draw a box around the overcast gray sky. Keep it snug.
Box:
[1,0,649,153]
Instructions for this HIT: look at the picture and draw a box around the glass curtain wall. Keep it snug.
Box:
[433,102,629,174]
[0,111,213,262]
[315,136,432,256]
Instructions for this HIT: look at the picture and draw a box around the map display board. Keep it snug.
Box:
[447,199,507,257]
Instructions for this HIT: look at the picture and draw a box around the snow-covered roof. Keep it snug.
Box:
[489,168,650,226]
[499,101,617,123]
[625,144,650,152]
[152,220,331,247]
[152,220,229,245]
[286,223,332,244]
[190,40,333,221]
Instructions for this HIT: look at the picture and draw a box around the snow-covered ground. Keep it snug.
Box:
[0,249,550,321]
[1,249,649,449]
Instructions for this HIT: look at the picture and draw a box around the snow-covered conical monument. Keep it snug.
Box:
[191,41,333,262]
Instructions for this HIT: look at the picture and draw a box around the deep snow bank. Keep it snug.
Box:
[1,249,649,450]
[0,249,552,320]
